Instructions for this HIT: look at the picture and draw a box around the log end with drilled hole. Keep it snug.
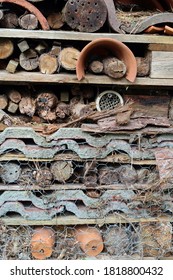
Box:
[31,227,55,260]
[59,47,80,71]
[63,0,107,32]
[75,226,104,256]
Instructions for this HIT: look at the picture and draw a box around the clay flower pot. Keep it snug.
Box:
[0,0,49,30]
[31,227,55,260]
[75,226,104,257]
[76,38,137,82]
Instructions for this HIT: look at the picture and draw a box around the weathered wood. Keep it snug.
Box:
[35,42,47,54]
[103,57,126,79]
[39,53,58,74]
[47,12,64,30]
[136,55,150,77]
[18,13,38,30]
[56,102,70,119]
[17,40,30,52]
[6,60,18,73]
[150,51,173,79]
[59,47,80,71]
[88,60,103,74]
[60,91,69,102]
[0,13,18,28]
[38,109,57,121]
[0,94,8,109]
[19,49,39,71]
[71,102,93,119]
[0,38,14,59]
[63,0,107,32]
[148,43,173,52]
[7,101,18,113]
[119,165,138,185]
[19,96,36,117]
[98,166,119,185]
[50,43,61,57]
[0,162,21,183]
[36,92,58,109]
[82,161,97,188]
[33,168,53,187]
[7,89,22,103]
[50,161,73,182]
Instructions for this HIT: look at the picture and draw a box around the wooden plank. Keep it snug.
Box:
[0,70,173,87]
[150,51,173,79]
[0,183,156,191]
[0,29,173,44]
[148,43,173,51]
[1,214,172,226]
[0,152,156,165]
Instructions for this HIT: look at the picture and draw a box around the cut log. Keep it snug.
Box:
[38,109,57,121]
[33,168,53,187]
[47,12,64,30]
[136,54,150,77]
[56,102,70,119]
[18,13,38,30]
[50,44,61,57]
[71,102,93,119]
[36,92,58,109]
[6,60,19,73]
[7,89,22,104]
[0,13,18,28]
[19,96,36,117]
[35,42,48,54]
[88,60,104,74]
[98,166,119,185]
[59,47,80,71]
[17,40,30,52]
[0,10,4,20]
[82,161,98,188]
[39,53,58,74]
[0,163,21,183]
[7,101,18,113]
[19,49,39,71]
[103,57,126,79]
[50,161,73,182]
[119,165,138,185]
[63,0,107,32]
[0,39,14,59]
[0,94,8,109]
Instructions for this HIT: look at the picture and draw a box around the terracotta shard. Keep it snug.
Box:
[164,25,173,35]
[145,25,164,34]
[31,227,55,260]
[76,38,137,82]
[75,225,104,256]
[0,0,49,30]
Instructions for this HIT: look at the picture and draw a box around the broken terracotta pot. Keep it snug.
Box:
[0,0,49,30]
[145,26,164,34]
[75,225,104,256]
[76,38,137,82]
[31,227,55,259]
[164,25,173,35]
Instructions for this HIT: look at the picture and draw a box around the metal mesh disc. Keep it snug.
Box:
[96,90,124,111]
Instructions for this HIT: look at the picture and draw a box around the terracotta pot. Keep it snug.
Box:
[31,227,55,260]
[0,0,49,30]
[145,26,164,34]
[76,38,137,82]
[75,226,104,256]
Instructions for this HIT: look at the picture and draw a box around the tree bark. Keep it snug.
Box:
[33,168,53,187]
[71,102,93,119]
[0,39,14,59]
[39,53,58,74]
[19,49,39,71]
[98,166,119,185]
[36,92,58,110]
[103,57,126,79]
[136,55,150,77]
[59,47,80,71]
[56,102,70,119]
[50,161,73,182]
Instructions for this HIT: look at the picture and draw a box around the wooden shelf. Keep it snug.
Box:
[1,214,172,226]
[0,29,173,44]
[0,70,173,87]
